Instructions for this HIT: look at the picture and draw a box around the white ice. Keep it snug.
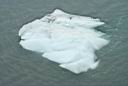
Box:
[19,9,109,74]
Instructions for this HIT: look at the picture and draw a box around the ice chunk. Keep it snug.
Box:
[19,9,109,74]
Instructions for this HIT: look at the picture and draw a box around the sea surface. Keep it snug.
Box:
[0,0,128,86]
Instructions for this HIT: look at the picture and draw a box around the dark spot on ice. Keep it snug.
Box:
[69,17,72,20]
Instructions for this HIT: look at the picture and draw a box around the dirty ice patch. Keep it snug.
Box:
[19,9,109,74]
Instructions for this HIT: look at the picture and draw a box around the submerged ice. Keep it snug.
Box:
[19,9,109,74]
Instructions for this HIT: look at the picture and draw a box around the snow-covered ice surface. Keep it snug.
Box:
[19,9,109,74]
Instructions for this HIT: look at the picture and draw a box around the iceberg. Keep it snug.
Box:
[19,9,109,74]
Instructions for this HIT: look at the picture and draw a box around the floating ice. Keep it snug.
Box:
[19,9,109,74]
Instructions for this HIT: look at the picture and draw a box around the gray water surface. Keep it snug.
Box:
[0,0,128,86]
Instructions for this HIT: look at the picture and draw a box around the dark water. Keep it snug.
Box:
[0,0,128,86]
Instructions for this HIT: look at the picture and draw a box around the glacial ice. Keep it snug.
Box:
[19,9,109,74]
